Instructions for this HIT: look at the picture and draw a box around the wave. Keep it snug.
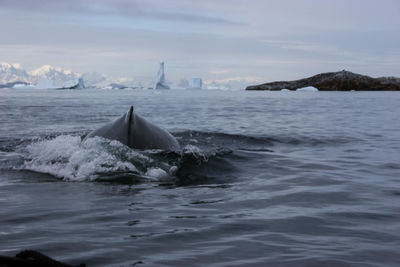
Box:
[174,130,358,148]
[6,130,358,183]
[19,135,232,182]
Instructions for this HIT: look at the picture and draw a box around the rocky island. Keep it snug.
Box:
[246,70,400,91]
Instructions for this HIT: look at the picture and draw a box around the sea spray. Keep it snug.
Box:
[23,135,144,181]
[20,134,231,182]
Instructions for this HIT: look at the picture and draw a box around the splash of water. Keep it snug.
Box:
[21,135,230,182]
[23,135,150,181]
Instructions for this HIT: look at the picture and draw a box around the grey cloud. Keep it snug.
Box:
[0,0,240,25]
[1,0,399,82]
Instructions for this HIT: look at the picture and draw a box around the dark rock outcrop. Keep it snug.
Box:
[246,70,400,91]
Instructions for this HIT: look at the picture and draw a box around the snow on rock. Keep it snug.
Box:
[29,65,80,86]
[0,62,30,84]
[0,62,82,88]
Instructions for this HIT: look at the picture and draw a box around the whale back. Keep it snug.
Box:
[85,106,180,151]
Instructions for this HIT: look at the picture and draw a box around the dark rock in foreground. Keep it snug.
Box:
[246,70,400,91]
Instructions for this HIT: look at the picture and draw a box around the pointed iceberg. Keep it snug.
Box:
[155,62,170,90]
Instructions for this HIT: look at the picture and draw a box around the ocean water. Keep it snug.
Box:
[0,88,399,266]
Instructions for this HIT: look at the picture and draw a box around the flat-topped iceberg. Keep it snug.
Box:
[13,77,85,89]
[12,83,35,89]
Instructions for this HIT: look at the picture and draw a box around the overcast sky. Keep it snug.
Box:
[1,0,399,84]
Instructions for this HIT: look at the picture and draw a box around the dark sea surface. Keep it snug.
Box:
[0,89,399,267]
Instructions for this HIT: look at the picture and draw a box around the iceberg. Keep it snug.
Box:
[178,79,189,89]
[17,77,86,90]
[296,86,318,92]
[103,83,130,90]
[12,83,35,89]
[204,81,230,90]
[188,78,202,89]
[35,79,57,89]
[154,62,170,90]
[65,77,85,89]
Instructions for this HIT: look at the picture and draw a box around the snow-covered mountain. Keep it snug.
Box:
[82,72,147,89]
[29,65,80,86]
[1,61,249,90]
[0,62,85,89]
[0,62,30,84]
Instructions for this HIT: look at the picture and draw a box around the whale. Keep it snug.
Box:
[85,106,180,151]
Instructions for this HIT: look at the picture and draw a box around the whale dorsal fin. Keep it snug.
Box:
[125,106,134,147]
[125,106,134,125]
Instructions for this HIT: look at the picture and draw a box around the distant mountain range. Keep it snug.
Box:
[0,62,80,86]
[246,70,400,91]
[0,62,148,88]
[0,62,31,84]
[0,61,253,90]
[29,64,80,85]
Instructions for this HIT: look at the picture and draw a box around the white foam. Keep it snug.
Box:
[145,167,168,178]
[182,144,211,161]
[183,144,202,154]
[22,135,147,181]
